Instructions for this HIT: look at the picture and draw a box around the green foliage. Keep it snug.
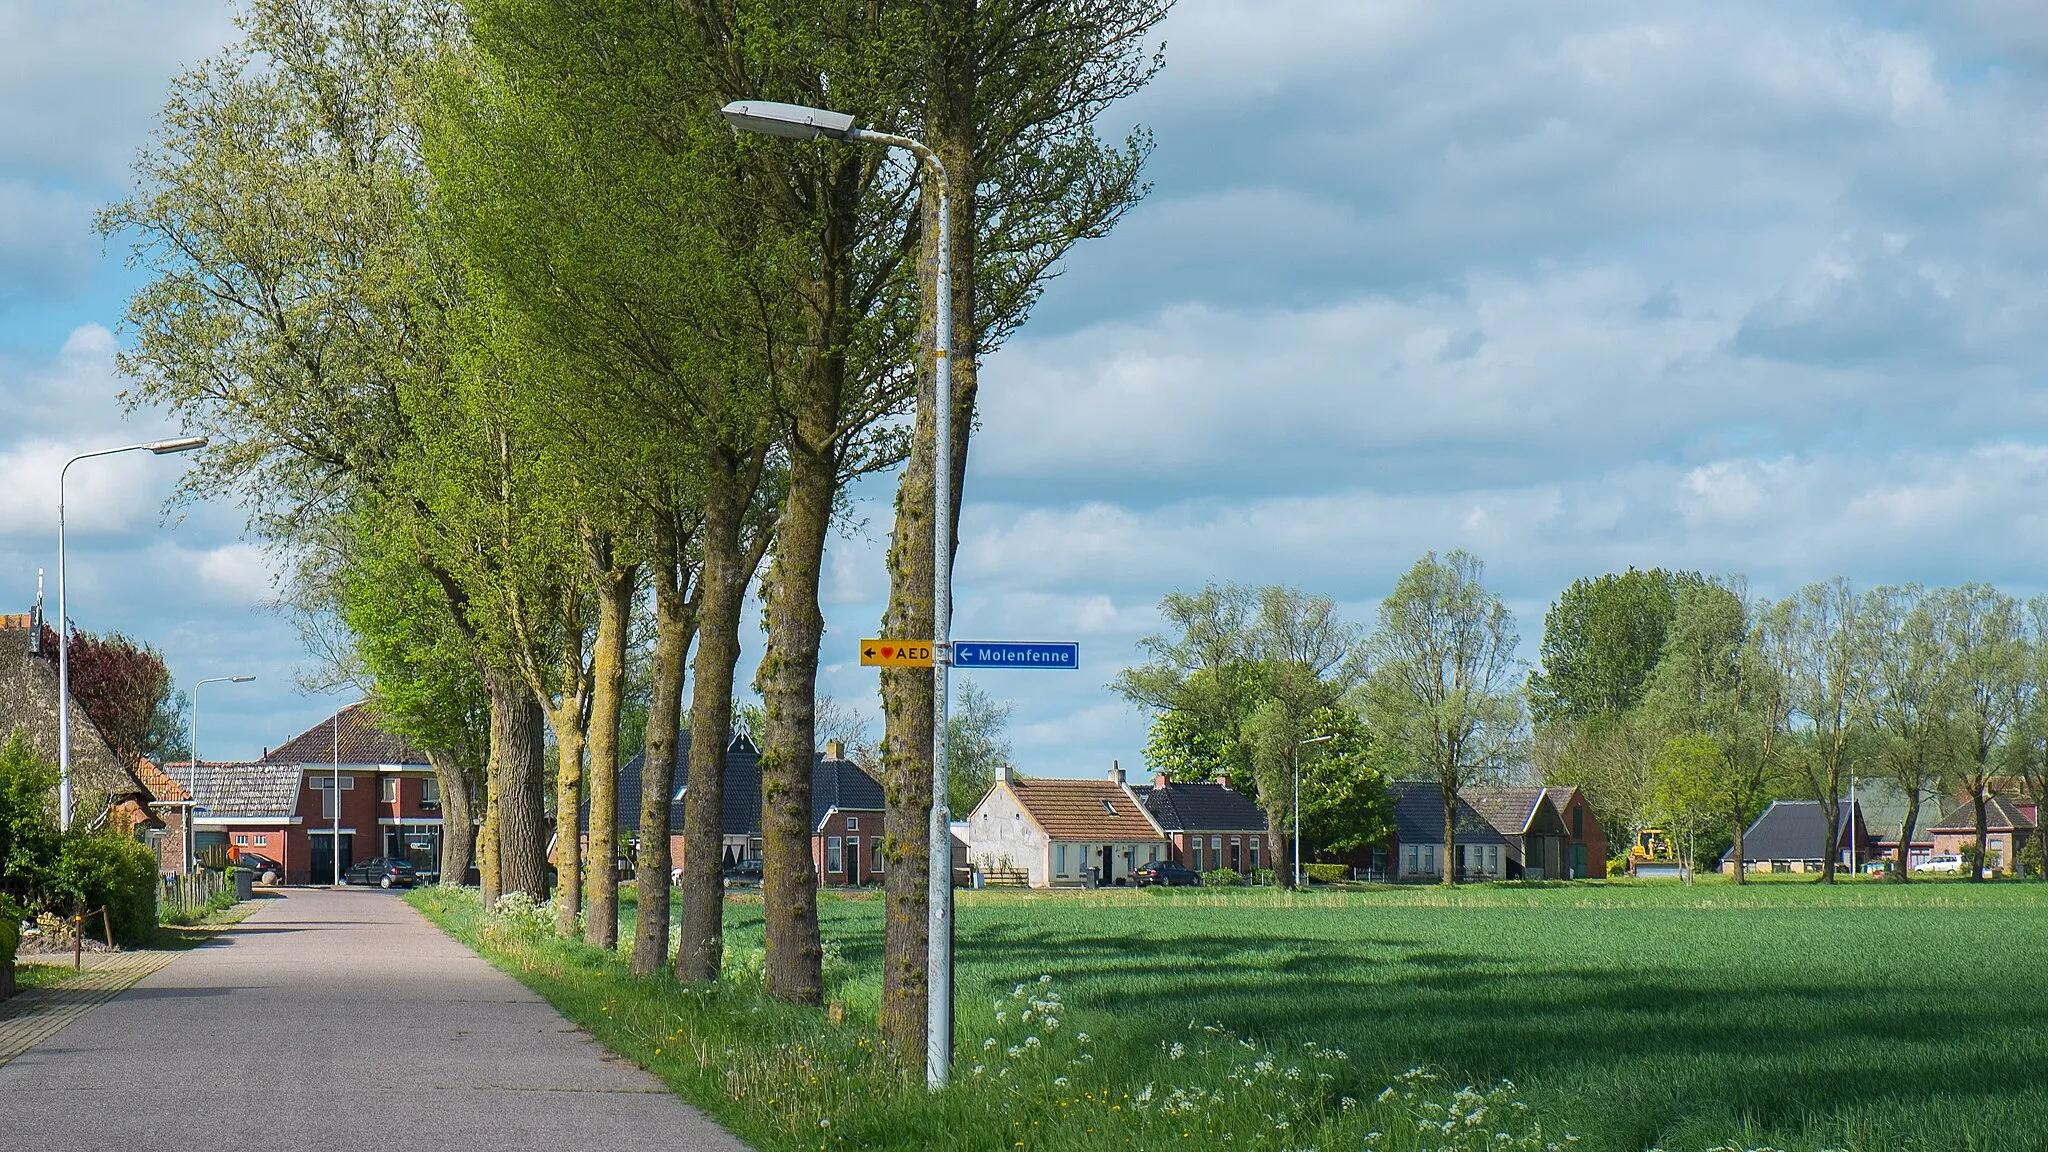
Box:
[0,733,61,900]
[947,682,1014,817]
[1304,863,1350,883]
[1292,705,1392,856]
[53,834,159,946]
[0,894,20,971]
[1530,568,1703,726]
[1200,867,1243,887]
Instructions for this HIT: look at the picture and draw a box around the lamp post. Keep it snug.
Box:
[720,98,957,1089]
[1294,734,1335,888]
[57,436,206,831]
[1846,774,1858,873]
[188,675,255,872]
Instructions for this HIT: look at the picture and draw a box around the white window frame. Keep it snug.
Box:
[381,777,399,803]
[826,836,843,874]
[846,815,859,831]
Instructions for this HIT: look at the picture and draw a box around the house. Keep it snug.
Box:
[1460,786,1606,880]
[166,704,448,884]
[1540,785,1609,878]
[1720,799,1869,874]
[605,735,898,886]
[1131,770,1271,875]
[1926,796,2037,874]
[1846,779,1937,871]
[0,612,154,834]
[1366,782,1511,882]
[134,758,192,875]
[966,764,1169,887]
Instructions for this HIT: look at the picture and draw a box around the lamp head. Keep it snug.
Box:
[146,436,207,455]
[719,100,857,141]
[231,675,255,683]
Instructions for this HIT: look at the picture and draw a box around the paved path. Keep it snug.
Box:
[0,888,750,1152]
[0,949,185,1066]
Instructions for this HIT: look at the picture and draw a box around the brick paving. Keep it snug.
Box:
[0,949,182,1067]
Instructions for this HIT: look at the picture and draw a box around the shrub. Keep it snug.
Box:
[1200,867,1242,887]
[2022,836,2043,880]
[0,895,19,999]
[1305,863,1350,884]
[55,834,158,946]
[1607,857,1627,877]
[0,733,62,900]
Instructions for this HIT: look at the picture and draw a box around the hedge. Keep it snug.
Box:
[57,835,159,947]
[1,897,19,999]
[1305,863,1350,883]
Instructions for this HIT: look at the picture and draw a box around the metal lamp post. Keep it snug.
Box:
[719,99,956,1088]
[56,435,206,830]
[188,675,255,872]
[1294,734,1334,888]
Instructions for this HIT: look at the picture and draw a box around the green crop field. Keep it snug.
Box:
[415,879,2048,1152]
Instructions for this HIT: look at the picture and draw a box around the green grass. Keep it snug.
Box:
[9,960,85,991]
[412,877,2048,1152]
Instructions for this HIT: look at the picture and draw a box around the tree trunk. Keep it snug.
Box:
[877,0,979,1057]
[758,430,833,1005]
[1267,809,1291,888]
[1440,784,1458,887]
[490,665,548,899]
[679,458,753,981]
[585,548,636,950]
[426,748,475,889]
[1817,776,1841,884]
[1894,793,1921,883]
[1730,810,1746,886]
[633,515,694,976]
[551,706,586,937]
[1971,790,1990,881]
[478,780,501,907]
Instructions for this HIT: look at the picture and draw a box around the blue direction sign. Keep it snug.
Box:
[951,640,1079,670]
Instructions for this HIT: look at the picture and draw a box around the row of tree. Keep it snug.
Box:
[1537,571,2048,884]
[103,0,1167,1058]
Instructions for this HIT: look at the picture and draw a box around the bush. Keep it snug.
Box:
[0,896,19,999]
[1305,863,1350,884]
[55,834,159,946]
[2022,836,2043,880]
[1200,867,1242,887]
[1607,857,1627,877]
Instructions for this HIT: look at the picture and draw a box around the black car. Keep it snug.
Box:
[723,857,764,886]
[235,853,284,882]
[1133,861,1202,887]
[342,857,419,889]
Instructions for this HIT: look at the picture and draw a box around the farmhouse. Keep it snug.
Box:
[1926,795,2037,874]
[1461,787,1609,880]
[1365,782,1510,882]
[1720,799,1870,874]
[1131,770,1270,875]
[967,765,1168,887]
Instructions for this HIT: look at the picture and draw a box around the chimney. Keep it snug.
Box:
[1108,759,1124,785]
[825,739,845,761]
[1214,771,1231,790]
[1153,771,1170,790]
[999,760,1014,786]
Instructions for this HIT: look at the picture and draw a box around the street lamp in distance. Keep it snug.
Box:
[1294,733,1336,889]
[56,435,207,830]
[189,674,255,872]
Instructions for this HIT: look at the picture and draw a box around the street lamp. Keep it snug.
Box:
[721,98,958,1090]
[188,675,255,872]
[57,435,206,830]
[1294,734,1335,888]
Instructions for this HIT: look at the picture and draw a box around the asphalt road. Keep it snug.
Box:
[0,887,750,1152]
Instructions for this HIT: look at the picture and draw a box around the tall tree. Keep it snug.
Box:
[54,630,186,768]
[1639,578,1785,885]
[945,682,1012,817]
[1529,568,1702,726]
[2008,595,2048,881]
[1764,578,1868,884]
[1362,551,1524,887]
[1860,585,1953,882]
[875,0,1169,1054]
[1115,583,1263,785]
[1938,584,2025,882]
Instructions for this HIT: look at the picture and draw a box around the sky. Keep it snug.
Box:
[7,2,2048,773]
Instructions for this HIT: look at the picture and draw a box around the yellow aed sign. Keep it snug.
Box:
[860,639,934,668]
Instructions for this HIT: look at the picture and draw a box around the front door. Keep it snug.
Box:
[1568,843,1588,879]
[309,832,354,883]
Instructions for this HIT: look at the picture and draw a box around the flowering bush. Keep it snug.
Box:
[486,890,557,936]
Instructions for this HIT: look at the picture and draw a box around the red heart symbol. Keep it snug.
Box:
[881,646,894,658]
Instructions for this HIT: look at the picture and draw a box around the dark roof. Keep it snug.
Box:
[263,702,429,767]
[1133,780,1267,833]
[1721,800,1870,864]
[0,620,147,806]
[1386,781,1507,847]
[174,760,304,820]
[599,733,881,836]
[1928,795,2037,834]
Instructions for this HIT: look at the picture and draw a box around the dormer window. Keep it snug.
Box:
[1100,799,1117,815]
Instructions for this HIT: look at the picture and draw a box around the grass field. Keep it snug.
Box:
[412,878,2048,1152]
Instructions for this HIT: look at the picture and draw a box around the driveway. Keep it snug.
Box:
[0,887,749,1151]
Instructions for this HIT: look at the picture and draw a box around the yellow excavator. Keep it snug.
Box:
[1629,827,1685,878]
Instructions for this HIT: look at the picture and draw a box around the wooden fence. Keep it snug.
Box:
[159,870,229,919]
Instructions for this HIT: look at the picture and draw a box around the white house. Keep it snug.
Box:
[967,764,1170,887]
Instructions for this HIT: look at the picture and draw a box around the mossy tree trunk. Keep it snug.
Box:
[632,512,697,976]
[584,536,637,950]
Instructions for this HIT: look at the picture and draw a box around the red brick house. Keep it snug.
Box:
[1927,795,2037,875]
[173,704,447,884]
[1131,771,1270,875]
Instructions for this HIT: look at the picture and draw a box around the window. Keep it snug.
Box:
[1571,806,1583,838]
[1230,836,1241,871]
[1100,799,1117,814]
[1402,844,1418,875]
[847,815,859,831]
[381,777,399,803]
[871,836,883,872]
[1210,834,1222,861]
[421,778,440,810]
[233,833,250,846]
[1057,844,1069,874]
[827,836,843,873]
[1421,844,1437,875]
[1191,838,1204,872]
[1487,844,1500,874]
[254,834,268,847]
[1249,838,1259,872]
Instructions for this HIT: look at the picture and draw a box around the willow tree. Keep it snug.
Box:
[1763,579,1867,884]
[874,0,1170,1053]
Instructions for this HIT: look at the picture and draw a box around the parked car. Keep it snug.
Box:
[1915,854,1966,874]
[723,857,764,886]
[235,853,284,883]
[343,857,419,889]
[1132,861,1203,887]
